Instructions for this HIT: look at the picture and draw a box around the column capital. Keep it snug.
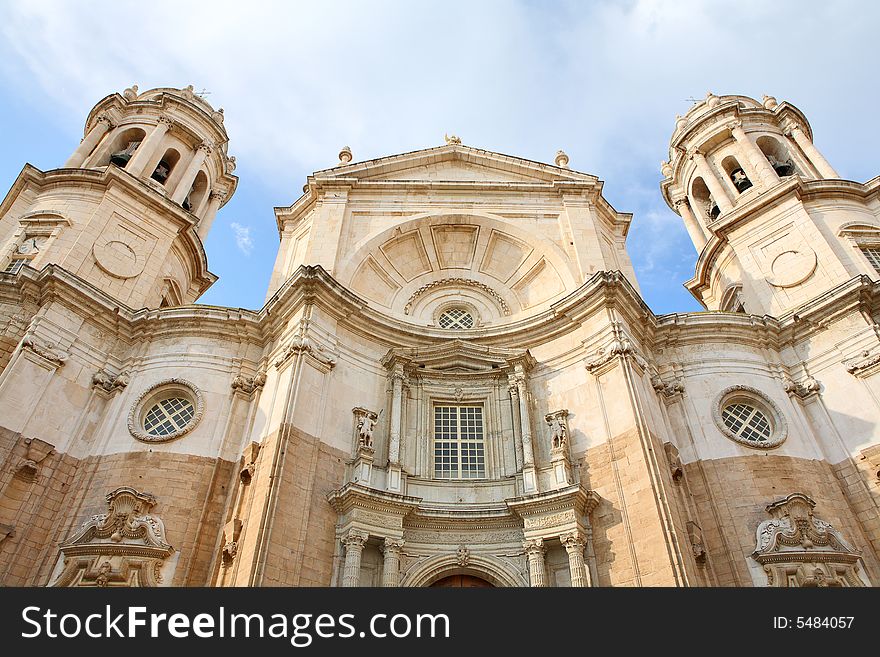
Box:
[382,537,404,553]
[197,140,215,155]
[209,190,228,203]
[727,118,744,131]
[560,531,585,552]
[342,529,369,548]
[523,538,544,555]
[95,113,115,129]
[156,115,174,129]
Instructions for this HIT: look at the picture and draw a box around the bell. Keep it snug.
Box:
[773,160,795,177]
[730,168,753,193]
[182,195,192,211]
[708,200,721,220]
[151,160,171,183]
[109,150,132,167]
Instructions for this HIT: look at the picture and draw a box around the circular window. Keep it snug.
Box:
[712,386,787,449]
[128,379,204,443]
[438,307,474,330]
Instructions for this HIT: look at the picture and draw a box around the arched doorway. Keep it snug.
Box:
[430,574,494,587]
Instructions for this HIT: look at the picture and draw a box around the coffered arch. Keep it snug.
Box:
[336,212,578,323]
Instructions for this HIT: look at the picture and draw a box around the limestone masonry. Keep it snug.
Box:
[0,86,878,587]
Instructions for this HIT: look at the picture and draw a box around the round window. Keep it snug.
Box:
[128,379,204,443]
[438,307,474,330]
[143,396,195,437]
[712,386,787,449]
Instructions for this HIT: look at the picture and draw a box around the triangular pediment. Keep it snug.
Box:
[313,144,598,185]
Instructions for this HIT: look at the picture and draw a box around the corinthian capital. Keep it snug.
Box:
[523,538,544,555]
[560,531,585,552]
[198,140,215,155]
[342,529,369,549]
[157,115,174,129]
[95,113,115,129]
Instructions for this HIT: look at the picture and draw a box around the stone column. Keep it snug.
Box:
[64,114,113,168]
[127,116,173,176]
[381,538,404,587]
[172,141,212,204]
[508,380,524,471]
[674,198,708,251]
[197,191,226,240]
[388,363,404,465]
[729,120,779,188]
[341,529,369,587]
[515,376,534,467]
[689,150,734,214]
[523,538,547,587]
[561,532,589,588]
[786,125,839,179]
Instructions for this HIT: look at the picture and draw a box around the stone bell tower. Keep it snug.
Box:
[0,84,238,308]
[660,92,879,316]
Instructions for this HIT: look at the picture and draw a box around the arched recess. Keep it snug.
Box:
[91,126,147,168]
[756,135,800,178]
[335,212,579,319]
[400,552,527,588]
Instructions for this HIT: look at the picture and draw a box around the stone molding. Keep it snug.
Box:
[127,378,205,443]
[52,487,174,587]
[404,277,510,316]
[711,385,788,449]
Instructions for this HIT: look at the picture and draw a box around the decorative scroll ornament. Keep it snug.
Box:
[52,487,174,587]
[651,374,685,398]
[444,134,462,145]
[21,337,68,367]
[663,442,683,483]
[783,375,820,399]
[456,545,470,567]
[751,493,865,587]
[92,369,129,394]
[585,333,647,372]
[404,277,510,316]
[844,349,880,376]
[231,372,267,396]
[274,329,337,369]
[14,437,54,483]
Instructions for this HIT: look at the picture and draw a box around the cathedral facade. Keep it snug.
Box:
[0,86,878,587]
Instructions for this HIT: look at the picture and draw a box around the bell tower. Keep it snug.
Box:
[0,84,238,308]
[660,92,879,316]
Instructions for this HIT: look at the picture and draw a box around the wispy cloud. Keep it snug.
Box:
[230,222,254,256]
[0,1,877,312]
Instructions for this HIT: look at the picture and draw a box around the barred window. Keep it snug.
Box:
[3,259,27,274]
[861,246,880,274]
[438,307,474,330]
[143,397,196,437]
[433,405,485,479]
[721,402,772,444]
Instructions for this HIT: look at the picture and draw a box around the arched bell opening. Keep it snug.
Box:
[184,170,209,214]
[691,177,718,221]
[721,155,752,194]
[151,148,180,186]
[756,136,798,178]
[96,127,147,169]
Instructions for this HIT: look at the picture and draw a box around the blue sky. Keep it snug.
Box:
[1,0,877,315]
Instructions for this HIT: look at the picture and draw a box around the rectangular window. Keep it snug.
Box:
[3,259,26,274]
[861,246,880,274]
[433,404,485,479]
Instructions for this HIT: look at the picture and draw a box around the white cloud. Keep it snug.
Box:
[0,0,877,312]
[230,222,254,256]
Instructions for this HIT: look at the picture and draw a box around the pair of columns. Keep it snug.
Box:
[523,532,590,587]
[341,530,404,587]
[508,373,535,474]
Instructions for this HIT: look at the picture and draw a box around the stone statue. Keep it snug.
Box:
[549,417,567,450]
[357,414,376,448]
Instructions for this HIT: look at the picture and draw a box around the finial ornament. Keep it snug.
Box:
[675,115,687,131]
[555,150,570,168]
[122,84,139,101]
[338,145,353,165]
[444,133,462,145]
[762,94,778,110]
[212,108,225,124]
[660,161,673,178]
[705,91,720,108]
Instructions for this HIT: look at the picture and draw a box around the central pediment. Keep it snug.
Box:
[312,143,599,186]
[381,339,535,373]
